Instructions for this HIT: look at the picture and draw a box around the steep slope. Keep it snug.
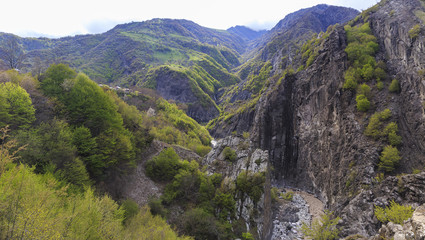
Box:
[210,4,359,135]
[245,4,360,61]
[211,0,425,237]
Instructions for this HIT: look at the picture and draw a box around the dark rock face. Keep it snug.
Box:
[213,0,425,237]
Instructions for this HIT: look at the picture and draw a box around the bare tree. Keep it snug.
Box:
[0,36,25,70]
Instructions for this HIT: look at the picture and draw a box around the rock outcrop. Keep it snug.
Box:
[203,136,272,239]
[371,204,425,240]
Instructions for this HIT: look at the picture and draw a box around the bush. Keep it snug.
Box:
[358,84,371,99]
[301,210,340,240]
[376,80,384,90]
[223,146,237,163]
[365,109,392,139]
[356,94,371,112]
[378,145,401,172]
[374,200,414,224]
[409,24,421,39]
[122,199,140,224]
[384,122,402,146]
[148,198,167,218]
[145,148,182,182]
[389,79,400,93]
[281,191,294,201]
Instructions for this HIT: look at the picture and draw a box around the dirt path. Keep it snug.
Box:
[296,190,324,223]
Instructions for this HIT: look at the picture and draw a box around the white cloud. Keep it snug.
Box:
[0,0,378,37]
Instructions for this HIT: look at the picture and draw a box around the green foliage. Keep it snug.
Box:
[301,210,341,240]
[343,67,359,90]
[378,145,401,172]
[356,94,371,112]
[0,164,189,239]
[223,146,237,163]
[281,191,294,201]
[409,24,422,39]
[242,232,255,240]
[376,80,384,90]
[384,122,402,146]
[149,98,212,155]
[271,187,279,203]
[364,109,392,139]
[374,200,414,224]
[121,199,140,224]
[236,170,266,204]
[40,64,77,98]
[179,208,220,240]
[245,62,272,94]
[343,23,382,91]
[148,198,168,218]
[146,148,182,182]
[0,82,35,129]
[389,79,400,93]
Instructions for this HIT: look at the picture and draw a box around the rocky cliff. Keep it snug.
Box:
[211,0,425,237]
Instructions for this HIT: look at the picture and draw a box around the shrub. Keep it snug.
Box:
[378,145,401,172]
[223,146,237,163]
[145,148,182,182]
[389,79,400,93]
[236,170,266,204]
[358,84,372,99]
[271,187,279,203]
[301,210,340,240]
[374,200,413,224]
[365,109,392,138]
[122,199,140,224]
[384,122,402,146]
[376,80,384,90]
[242,232,255,240]
[148,198,167,218]
[281,191,294,201]
[409,24,421,39]
[356,94,371,112]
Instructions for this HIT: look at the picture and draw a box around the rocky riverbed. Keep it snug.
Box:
[271,188,324,240]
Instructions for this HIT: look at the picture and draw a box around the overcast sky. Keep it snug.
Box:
[2,0,379,38]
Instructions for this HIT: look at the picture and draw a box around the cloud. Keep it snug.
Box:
[85,20,121,34]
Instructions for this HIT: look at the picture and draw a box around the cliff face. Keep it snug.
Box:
[211,0,425,237]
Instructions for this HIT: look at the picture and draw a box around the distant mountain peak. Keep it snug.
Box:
[227,25,267,42]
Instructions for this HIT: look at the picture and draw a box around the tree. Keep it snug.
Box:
[301,210,340,240]
[0,82,35,129]
[378,145,401,172]
[0,36,25,69]
[389,79,400,93]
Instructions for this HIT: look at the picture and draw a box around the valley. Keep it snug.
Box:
[0,0,425,239]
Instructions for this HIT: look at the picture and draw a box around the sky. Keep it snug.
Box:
[1,0,380,38]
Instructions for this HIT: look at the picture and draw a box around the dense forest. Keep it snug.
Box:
[0,65,214,239]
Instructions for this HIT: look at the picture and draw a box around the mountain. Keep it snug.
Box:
[210,4,359,132]
[5,2,425,239]
[209,0,425,238]
[227,25,267,42]
[0,19,248,122]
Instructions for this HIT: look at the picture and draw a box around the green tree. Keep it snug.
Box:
[146,148,182,182]
[0,82,35,129]
[40,64,77,98]
[375,200,413,224]
[389,79,400,93]
[378,145,401,172]
[223,146,237,162]
[356,94,370,112]
[301,210,340,240]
